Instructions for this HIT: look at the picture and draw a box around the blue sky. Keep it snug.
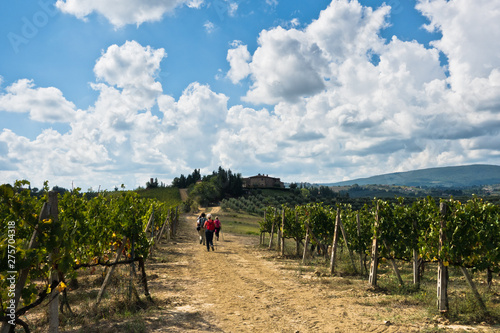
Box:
[1,0,499,191]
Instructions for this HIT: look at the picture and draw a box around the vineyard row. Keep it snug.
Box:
[259,197,500,312]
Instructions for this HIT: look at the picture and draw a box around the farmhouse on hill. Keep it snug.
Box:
[242,174,285,188]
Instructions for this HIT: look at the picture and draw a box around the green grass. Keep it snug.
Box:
[211,209,261,236]
[135,187,182,206]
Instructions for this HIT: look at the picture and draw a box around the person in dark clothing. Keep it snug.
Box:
[204,213,216,251]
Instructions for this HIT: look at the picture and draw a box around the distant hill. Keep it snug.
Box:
[325,164,500,188]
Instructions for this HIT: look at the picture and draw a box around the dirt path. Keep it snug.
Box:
[179,189,188,201]
[142,212,493,333]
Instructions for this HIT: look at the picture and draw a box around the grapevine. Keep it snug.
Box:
[1,182,178,330]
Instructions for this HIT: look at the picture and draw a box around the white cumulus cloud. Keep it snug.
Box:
[230,0,391,105]
[55,0,197,28]
[0,79,77,122]
[94,40,165,110]
[226,42,251,84]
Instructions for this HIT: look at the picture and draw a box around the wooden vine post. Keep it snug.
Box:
[437,202,449,312]
[165,210,172,243]
[295,211,300,256]
[166,207,175,240]
[368,203,380,287]
[302,220,311,264]
[172,207,179,237]
[129,236,137,301]
[96,236,128,306]
[138,257,153,303]
[157,211,170,243]
[295,209,301,257]
[412,219,420,287]
[280,208,285,256]
[306,225,324,257]
[268,208,276,250]
[382,239,404,286]
[277,208,282,252]
[151,207,155,240]
[329,208,341,275]
[147,209,155,256]
[260,211,266,245]
[145,210,154,238]
[460,267,487,313]
[48,191,60,333]
[169,209,175,239]
[338,213,357,274]
[356,213,364,275]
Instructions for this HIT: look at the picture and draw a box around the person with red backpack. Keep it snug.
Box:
[204,213,216,251]
[214,216,221,241]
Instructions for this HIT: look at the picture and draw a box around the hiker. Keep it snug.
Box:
[214,216,221,241]
[197,213,207,245]
[204,213,216,251]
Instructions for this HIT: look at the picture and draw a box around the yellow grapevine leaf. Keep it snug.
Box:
[57,282,67,292]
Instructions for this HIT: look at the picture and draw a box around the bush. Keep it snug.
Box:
[181,197,197,213]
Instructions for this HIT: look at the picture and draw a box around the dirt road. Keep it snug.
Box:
[141,212,495,333]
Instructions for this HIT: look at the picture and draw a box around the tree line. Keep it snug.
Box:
[172,167,244,209]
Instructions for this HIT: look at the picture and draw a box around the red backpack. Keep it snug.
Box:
[205,219,216,231]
